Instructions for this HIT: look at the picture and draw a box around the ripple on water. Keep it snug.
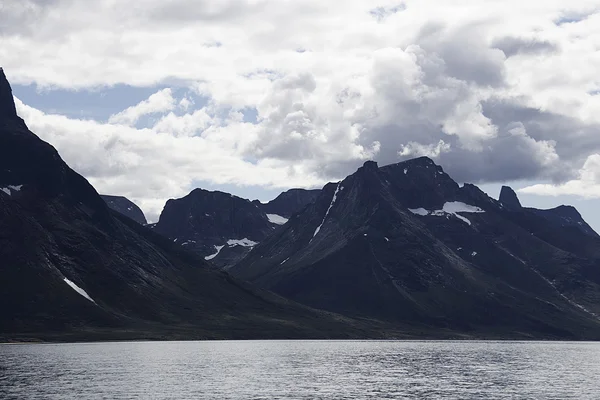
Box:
[1,340,600,399]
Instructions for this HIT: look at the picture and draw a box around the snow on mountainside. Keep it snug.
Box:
[267,214,289,225]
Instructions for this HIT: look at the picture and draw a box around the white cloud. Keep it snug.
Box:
[14,97,326,221]
[3,0,600,211]
[399,140,450,158]
[108,88,175,126]
[520,154,600,198]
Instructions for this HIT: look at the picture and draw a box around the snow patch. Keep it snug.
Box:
[227,238,258,247]
[312,182,341,240]
[384,237,389,242]
[63,278,96,304]
[471,251,478,257]
[442,202,485,214]
[0,188,10,196]
[267,214,289,225]
[280,257,290,265]
[205,245,225,260]
[8,185,22,191]
[408,208,429,216]
[409,202,484,226]
[404,168,408,175]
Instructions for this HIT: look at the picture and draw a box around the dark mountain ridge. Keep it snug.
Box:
[253,188,321,218]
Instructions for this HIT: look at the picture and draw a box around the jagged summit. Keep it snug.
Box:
[499,185,522,209]
[0,67,18,118]
[361,160,379,170]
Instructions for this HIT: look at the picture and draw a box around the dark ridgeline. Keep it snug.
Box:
[101,195,147,225]
[231,158,600,339]
[0,68,373,342]
[253,188,321,218]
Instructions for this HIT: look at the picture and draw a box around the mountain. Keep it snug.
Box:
[0,68,391,342]
[254,188,321,218]
[231,158,600,339]
[499,185,522,210]
[153,189,279,268]
[100,195,147,225]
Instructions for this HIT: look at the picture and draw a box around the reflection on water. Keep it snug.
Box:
[1,340,599,399]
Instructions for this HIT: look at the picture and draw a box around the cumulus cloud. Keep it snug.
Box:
[399,140,450,158]
[3,0,600,212]
[520,154,600,198]
[108,88,175,126]
[14,97,326,221]
[492,36,559,57]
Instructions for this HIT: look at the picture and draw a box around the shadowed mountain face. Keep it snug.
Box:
[231,158,600,339]
[153,189,276,268]
[499,185,522,210]
[0,68,385,342]
[154,188,321,268]
[101,195,147,225]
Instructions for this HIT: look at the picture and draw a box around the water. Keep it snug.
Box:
[1,340,599,399]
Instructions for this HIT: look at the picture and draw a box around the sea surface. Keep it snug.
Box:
[1,340,599,399]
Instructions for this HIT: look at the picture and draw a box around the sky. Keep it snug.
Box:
[1,0,600,227]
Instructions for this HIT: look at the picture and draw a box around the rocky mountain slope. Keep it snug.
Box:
[100,194,147,225]
[153,189,277,268]
[0,68,389,342]
[231,158,600,339]
[153,188,320,268]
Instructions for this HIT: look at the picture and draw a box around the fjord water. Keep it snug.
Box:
[1,341,599,399]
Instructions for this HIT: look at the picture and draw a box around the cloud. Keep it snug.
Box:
[3,0,600,209]
[520,154,600,198]
[14,97,326,221]
[399,140,450,158]
[108,88,175,126]
[492,36,559,57]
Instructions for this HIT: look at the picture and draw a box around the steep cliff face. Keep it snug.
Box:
[0,68,375,341]
[231,158,600,339]
[499,185,522,210]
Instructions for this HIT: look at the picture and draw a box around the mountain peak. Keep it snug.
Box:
[361,160,378,170]
[0,67,18,119]
[499,186,522,209]
[401,156,437,166]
